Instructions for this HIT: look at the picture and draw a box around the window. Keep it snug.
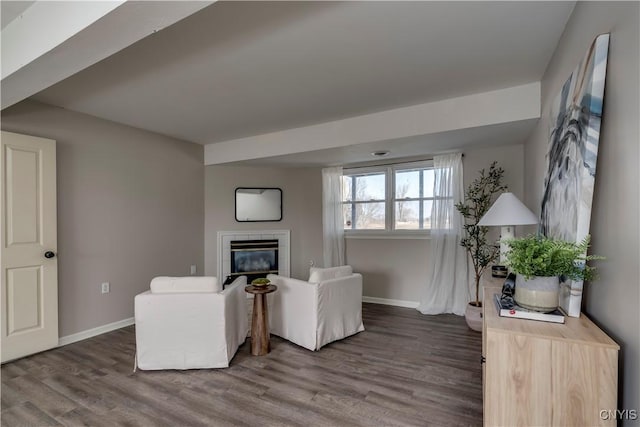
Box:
[342,161,437,234]
[342,171,386,230]
[393,167,435,230]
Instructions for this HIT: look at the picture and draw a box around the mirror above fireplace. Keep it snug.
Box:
[235,187,282,222]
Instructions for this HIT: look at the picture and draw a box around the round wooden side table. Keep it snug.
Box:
[244,284,277,356]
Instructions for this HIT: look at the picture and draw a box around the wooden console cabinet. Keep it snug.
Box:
[482,286,619,427]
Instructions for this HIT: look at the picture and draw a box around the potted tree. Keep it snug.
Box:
[455,162,507,331]
[505,234,602,312]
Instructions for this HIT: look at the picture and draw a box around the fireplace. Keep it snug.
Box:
[230,240,279,282]
[217,230,290,284]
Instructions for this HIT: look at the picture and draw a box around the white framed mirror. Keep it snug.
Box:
[235,188,282,222]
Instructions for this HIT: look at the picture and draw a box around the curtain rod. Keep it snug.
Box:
[343,153,464,170]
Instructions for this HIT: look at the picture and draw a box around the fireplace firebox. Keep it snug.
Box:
[230,240,279,283]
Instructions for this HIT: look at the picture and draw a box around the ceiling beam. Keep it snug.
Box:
[1,0,215,110]
[204,82,541,165]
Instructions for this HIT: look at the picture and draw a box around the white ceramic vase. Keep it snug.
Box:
[465,303,483,332]
[514,274,560,313]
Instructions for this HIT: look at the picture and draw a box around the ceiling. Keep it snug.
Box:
[1,1,35,29]
[7,1,576,166]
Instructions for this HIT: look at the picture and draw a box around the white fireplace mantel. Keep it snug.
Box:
[217,230,291,281]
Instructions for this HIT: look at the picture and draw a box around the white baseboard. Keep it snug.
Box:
[362,296,419,309]
[56,298,416,347]
[58,317,135,347]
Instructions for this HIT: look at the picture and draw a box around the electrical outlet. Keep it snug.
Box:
[101,282,110,294]
[190,265,197,275]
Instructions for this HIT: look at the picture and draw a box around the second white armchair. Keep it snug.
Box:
[267,265,364,351]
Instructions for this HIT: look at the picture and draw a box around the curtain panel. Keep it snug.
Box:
[417,153,468,315]
[322,167,345,267]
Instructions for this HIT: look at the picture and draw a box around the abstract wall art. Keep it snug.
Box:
[540,33,610,317]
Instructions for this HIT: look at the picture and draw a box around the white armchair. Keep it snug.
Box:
[134,275,248,370]
[267,266,364,351]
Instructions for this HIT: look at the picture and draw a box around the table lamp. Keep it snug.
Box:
[478,192,538,277]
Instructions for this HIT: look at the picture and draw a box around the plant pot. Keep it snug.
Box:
[514,274,560,313]
[465,302,483,332]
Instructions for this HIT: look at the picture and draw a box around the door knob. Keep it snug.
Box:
[44,251,56,259]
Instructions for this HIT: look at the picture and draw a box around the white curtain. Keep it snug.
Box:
[417,153,468,315]
[322,167,345,267]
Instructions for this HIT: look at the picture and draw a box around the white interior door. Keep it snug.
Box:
[1,130,58,363]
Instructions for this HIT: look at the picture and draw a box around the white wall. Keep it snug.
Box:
[347,143,525,304]
[204,165,323,280]
[1,100,205,337]
[523,2,639,417]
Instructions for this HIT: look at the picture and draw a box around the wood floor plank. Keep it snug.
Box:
[0,363,27,380]
[42,373,119,415]
[0,381,28,412]
[1,401,62,426]
[56,407,120,427]
[1,303,483,426]
[3,375,78,419]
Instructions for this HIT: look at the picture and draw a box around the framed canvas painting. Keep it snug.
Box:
[540,33,610,317]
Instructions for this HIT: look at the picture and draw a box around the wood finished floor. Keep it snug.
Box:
[1,303,483,427]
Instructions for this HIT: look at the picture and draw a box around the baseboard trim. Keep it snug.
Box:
[56,298,418,346]
[58,317,135,347]
[362,296,419,309]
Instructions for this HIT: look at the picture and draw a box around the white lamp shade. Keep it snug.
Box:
[477,192,538,226]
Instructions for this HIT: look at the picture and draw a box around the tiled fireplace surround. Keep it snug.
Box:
[217,230,291,282]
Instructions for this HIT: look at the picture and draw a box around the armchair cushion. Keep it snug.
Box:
[150,276,220,293]
[309,265,353,283]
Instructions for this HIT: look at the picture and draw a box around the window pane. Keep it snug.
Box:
[394,168,435,199]
[343,203,354,229]
[341,176,352,201]
[395,170,420,199]
[423,169,435,198]
[354,173,385,201]
[355,202,385,229]
[423,200,433,229]
[395,201,420,229]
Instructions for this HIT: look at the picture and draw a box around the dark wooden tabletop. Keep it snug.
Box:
[244,284,277,295]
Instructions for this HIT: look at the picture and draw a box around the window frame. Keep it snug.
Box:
[342,160,435,239]
[342,166,388,232]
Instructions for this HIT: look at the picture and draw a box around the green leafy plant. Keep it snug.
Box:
[505,235,603,281]
[251,278,271,285]
[455,161,507,307]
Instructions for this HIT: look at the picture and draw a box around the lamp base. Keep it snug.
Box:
[499,225,515,264]
[492,265,508,278]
